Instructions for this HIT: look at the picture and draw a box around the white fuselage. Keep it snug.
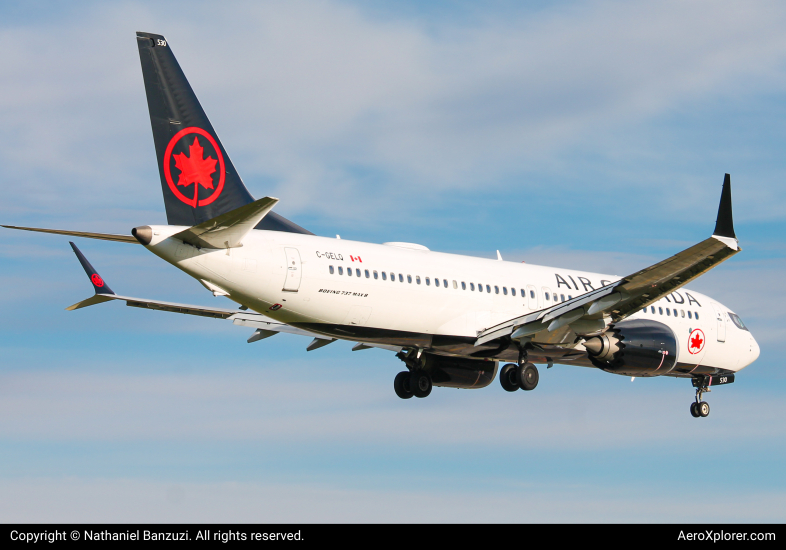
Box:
[142,226,760,374]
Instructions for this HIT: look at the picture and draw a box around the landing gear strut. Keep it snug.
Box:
[499,346,539,392]
[690,380,711,418]
[394,350,432,399]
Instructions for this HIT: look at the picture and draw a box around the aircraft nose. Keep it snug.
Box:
[751,335,761,362]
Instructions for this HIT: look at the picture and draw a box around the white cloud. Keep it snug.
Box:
[2,0,786,225]
[1,476,784,522]
[1,365,782,446]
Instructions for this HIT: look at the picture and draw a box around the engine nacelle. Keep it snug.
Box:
[424,355,498,389]
[583,320,678,377]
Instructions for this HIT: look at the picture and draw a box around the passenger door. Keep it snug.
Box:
[711,303,726,342]
[282,247,302,292]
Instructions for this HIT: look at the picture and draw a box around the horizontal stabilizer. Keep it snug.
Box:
[172,196,279,249]
[2,225,138,244]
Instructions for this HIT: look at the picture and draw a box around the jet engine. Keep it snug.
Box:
[583,320,678,377]
[425,355,498,389]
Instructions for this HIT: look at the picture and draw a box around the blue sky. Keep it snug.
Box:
[1,0,785,521]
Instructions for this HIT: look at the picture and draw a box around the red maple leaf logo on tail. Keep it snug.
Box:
[173,137,217,206]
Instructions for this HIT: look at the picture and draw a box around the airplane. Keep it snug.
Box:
[3,32,760,418]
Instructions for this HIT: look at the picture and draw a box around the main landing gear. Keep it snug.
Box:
[394,370,432,399]
[499,348,539,392]
[690,382,711,418]
[394,350,432,399]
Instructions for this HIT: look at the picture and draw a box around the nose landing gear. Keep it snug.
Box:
[690,383,711,418]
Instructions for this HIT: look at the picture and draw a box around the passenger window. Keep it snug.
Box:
[486,285,491,293]
[658,307,663,315]
[373,270,378,279]
[560,294,565,302]
[461,282,466,290]
[407,275,412,283]
[347,267,352,276]
[553,293,558,302]
[416,276,421,285]
[470,283,475,291]
[666,308,671,316]
[356,268,361,277]
[365,269,370,278]
[688,311,692,319]
[651,306,655,313]
[545,292,550,301]
[329,265,334,274]
[399,274,404,283]
[495,286,499,294]
[530,290,535,299]
[382,272,387,281]
[695,312,699,320]
[435,278,439,287]
[426,277,431,286]
[478,284,483,293]
[568,295,573,300]
[681,310,685,318]
[503,287,508,295]
[511,288,516,296]
[642,308,647,314]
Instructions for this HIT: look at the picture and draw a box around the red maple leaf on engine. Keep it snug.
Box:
[173,137,217,190]
[690,332,703,350]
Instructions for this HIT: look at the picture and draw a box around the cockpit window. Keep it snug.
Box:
[728,312,749,331]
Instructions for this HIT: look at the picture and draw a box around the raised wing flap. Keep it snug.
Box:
[475,285,616,346]
[172,196,279,249]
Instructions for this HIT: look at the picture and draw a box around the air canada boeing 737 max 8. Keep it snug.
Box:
[3,32,760,418]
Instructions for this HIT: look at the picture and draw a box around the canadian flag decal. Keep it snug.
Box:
[350,256,362,262]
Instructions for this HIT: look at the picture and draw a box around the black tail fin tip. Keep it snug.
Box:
[69,242,115,295]
[136,32,312,235]
[713,173,736,239]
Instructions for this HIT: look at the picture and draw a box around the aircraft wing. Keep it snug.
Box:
[65,241,400,352]
[475,174,740,346]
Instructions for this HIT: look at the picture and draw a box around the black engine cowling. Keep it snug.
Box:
[583,320,678,377]
[424,355,498,389]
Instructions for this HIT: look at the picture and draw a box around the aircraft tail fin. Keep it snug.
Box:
[136,32,311,235]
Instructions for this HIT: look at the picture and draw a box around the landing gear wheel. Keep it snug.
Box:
[499,364,519,392]
[394,371,413,400]
[518,364,539,391]
[410,371,432,398]
[698,401,710,417]
[690,402,700,418]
